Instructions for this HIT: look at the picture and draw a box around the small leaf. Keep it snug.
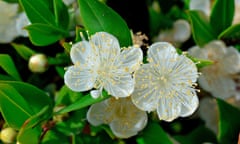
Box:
[53,0,69,29]
[218,24,240,39]
[210,0,235,35]
[25,23,68,46]
[0,84,34,129]
[56,91,110,114]
[78,0,132,47]
[19,0,56,26]
[188,10,216,47]
[187,54,214,69]
[139,122,173,144]
[217,98,240,144]
[17,126,41,144]
[11,43,36,60]
[0,54,21,81]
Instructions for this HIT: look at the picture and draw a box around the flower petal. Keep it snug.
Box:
[103,72,134,98]
[131,64,159,112]
[222,46,240,74]
[87,100,111,126]
[189,0,210,15]
[115,47,143,73]
[64,66,97,92]
[70,41,99,66]
[204,40,227,61]
[173,19,191,42]
[90,32,120,63]
[157,97,181,122]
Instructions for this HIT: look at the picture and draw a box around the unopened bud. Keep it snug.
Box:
[28,54,48,73]
[0,127,17,144]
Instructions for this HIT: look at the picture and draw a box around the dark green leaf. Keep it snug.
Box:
[41,128,70,144]
[53,0,69,29]
[210,0,235,35]
[11,43,36,60]
[188,11,216,47]
[0,84,34,129]
[174,125,217,144]
[26,23,67,46]
[2,0,18,3]
[19,0,56,25]
[218,24,240,39]
[217,98,240,144]
[139,122,173,144]
[1,80,53,113]
[0,54,21,81]
[78,0,132,47]
[17,126,41,144]
[56,91,110,114]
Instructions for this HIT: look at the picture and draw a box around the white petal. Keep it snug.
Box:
[115,47,143,73]
[157,97,181,122]
[64,66,97,92]
[90,89,101,99]
[204,40,227,61]
[70,41,99,66]
[188,46,205,59]
[131,64,159,112]
[87,100,110,126]
[189,0,210,15]
[173,19,191,42]
[90,32,120,63]
[110,121,138,138]
[221,46,240,74]
[179,90,199,117]
[103,72,134,98]
[16,12,30,37]
[148,42,178,65]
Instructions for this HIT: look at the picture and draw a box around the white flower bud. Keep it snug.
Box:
[0,127,17,144]
[28,54,48,73]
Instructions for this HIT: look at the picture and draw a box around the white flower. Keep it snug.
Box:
[63,0,76,6]
[16,12,30,37]
[87,97,148,138]
[131,42,199,122]
[188,40,240,99]
[0,1,19,43]
[64,32,143,98]
[189,0,211,15]
[154,19,191,47]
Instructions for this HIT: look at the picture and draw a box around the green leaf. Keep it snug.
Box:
[0,54,21,81]
[218,24,240,39]
[210,0,234,35]
[174,125,217,144]
[53,0,69,29]
[1,81,53,113]
[17,126,41,144]
[217,98,240,144]
[138,122,173,144]
[19,0,56,25]
[188,11,216,47]
[0,84,34,129]
[26,23,67,46]
[78,0,132,47]
[56,91,110,114]
[187,54,214,69]
[2,0,18,3]
[11,43,36,60]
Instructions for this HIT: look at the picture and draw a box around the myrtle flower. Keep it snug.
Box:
[64,32,143,98]
[16,12,30,37]
[154,19,191,47]
[189,0,211,15]
[0,1,19,43]
[87,97,148,138]
[188,40,240,99]
[131,42,199,122]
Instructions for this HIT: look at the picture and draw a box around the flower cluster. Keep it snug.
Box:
[64,31,199,138]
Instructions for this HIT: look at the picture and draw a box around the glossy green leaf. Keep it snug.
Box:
[138,122,173,144]
[217,98,240,144]
[218,24,240,39]
[17,126,41,144]
[0,54,21,81]
[53,0,69,29]
[78,0,132,47]
[1,81,53,113]
[56,91,110,114]
[210,0,234,35]
[19,0,56,25]
[174,125,217,144]
[26,23,67,46]
[188,11,216,47]
[2,0,18,3]
[0,84,34,129]
[11,43,36,60]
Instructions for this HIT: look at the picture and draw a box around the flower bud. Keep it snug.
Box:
[0,127,17,144]
[28,54,48,73]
